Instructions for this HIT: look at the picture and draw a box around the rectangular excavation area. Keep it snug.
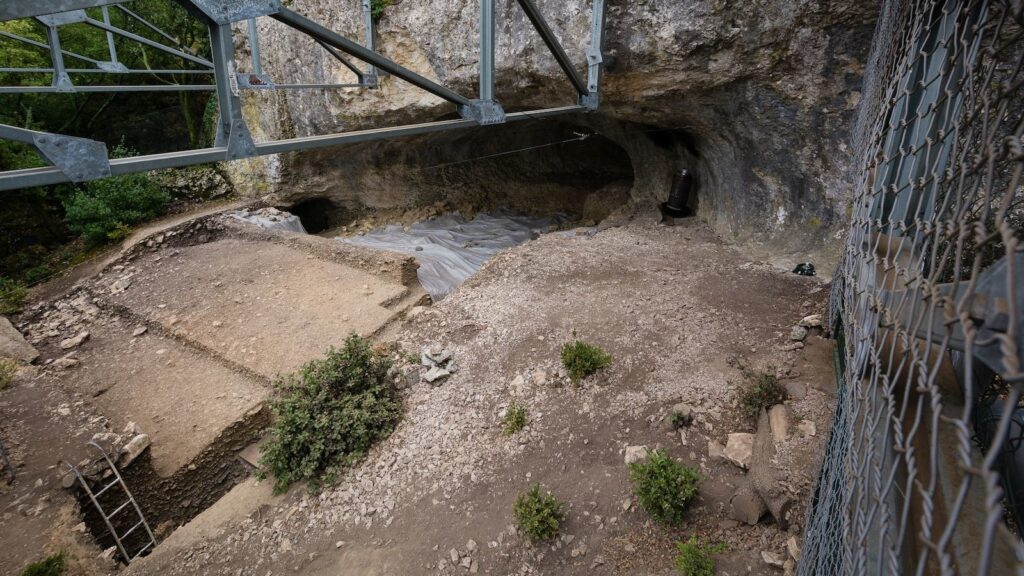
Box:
[57,319,266,477]
[107,238,409,378]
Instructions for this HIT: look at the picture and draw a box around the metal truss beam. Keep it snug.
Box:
[0,105,584,191]
[0,0,125,22]
[514,0,588,97]
[271,8,471,108]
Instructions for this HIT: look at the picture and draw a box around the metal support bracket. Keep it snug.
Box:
[582,0,607,111]
[360,0,379,85]
[236,72,275,89]
[0,124,111,182]
[36,10,88,27]
[460,99,506,125]
[189,0,282,25]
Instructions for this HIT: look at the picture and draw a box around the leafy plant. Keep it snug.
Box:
[739,368,787,421]
[674,536,726,576]
[670,411,691,429]
[20,553,65,576]
[63,162,169,245]
[502,400,527,435]
[0,358,16,390]
[371,0,393,20]
[628,449,700,525]
[513,484,564,542]
[0,277,27,315]
[560,337,611,383]
[259,334,403,494]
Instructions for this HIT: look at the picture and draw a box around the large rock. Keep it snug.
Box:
[0,316,38,363]
[724,433,754,469]
[233,0,879,267]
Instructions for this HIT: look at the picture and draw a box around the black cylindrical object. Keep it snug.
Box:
[663,169,693,218]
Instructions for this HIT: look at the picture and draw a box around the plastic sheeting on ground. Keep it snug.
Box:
[228,208,307,234]
[340,212,568,301]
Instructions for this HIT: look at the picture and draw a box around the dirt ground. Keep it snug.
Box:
[111,208,836,576]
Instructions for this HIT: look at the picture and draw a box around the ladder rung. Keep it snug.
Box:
[108,500,132,519]
[120,520,144,540]
[130,540,154,561]
[94,479,119,497]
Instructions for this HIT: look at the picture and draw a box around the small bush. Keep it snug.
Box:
[674,536,726,576]
[259,334,403,493]
[0,358,16,390]
[513,484,564,542]
[21,553,65,576]
[560,338,611,383]
[63,154,169,246]
[0,277,27,315]
[371,0,393,20]
[670,411,691,429]
[628,449,700,525]
[739,368,787,421]
[502,400,527,435]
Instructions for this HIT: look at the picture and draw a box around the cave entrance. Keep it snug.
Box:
[290,198,344,234]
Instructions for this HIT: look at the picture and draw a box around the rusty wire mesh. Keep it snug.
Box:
[800,0,1024,574]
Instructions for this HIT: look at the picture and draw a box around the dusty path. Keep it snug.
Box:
[127,210,834,576]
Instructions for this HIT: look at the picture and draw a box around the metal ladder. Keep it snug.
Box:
[62,441,156,563]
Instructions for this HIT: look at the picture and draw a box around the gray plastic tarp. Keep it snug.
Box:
[340,212,566,300]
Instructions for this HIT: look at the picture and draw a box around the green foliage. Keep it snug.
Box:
[0,358,16,390]
[674,537,726,576]
[20,553,65,576]
[560,338,611,383]
[670,411,690,429]
[259,334,403,494]
[502,400,527,436]
[371,0,394,20]
[0,277,27,315]
[63,160,169,245]
[739,368,787,421]
[513,484,564,541]
[628,449,700,525]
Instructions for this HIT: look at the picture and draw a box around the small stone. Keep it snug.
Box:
[335,541,345,549]
[212,321,223,328]
[110,278,132,294]
[53,355,79,369]
[73,522,87,533]
[787,536,801,561]
[59,331,90,350]
[449,548,460,564]
[119,434,151,468]
[784,381,807,400]
[768,405,790,442]
[466,539,477,553]
[423,366,451,385]
[460,556,472,569]
[707,440,726,460]
[778,342,804,352]
[531,369,547,386]
[132,326,148,337]
[797,420,817,438]
[590,556,606,569]
[762,550,786,567]
[724,433,754,469]
[790,326,808,342]
[469,559,479,573]
[798,314,823,328]
[624,445,649,465]
[100,546,117,561]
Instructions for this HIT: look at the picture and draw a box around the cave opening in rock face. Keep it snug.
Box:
[290,197,341,234]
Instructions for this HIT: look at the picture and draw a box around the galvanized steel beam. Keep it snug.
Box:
[0,0,124,22]
[0,106,584,191]
[514,0,588,97]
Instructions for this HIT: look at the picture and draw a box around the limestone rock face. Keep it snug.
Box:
[236,0,879,265]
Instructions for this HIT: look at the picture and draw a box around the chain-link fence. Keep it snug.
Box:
[799,0,1024,574]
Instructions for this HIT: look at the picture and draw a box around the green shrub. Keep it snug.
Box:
[20,553,65,576]
[560,338,611,383]
[674,536,726,576]
[0,277,27,315]
[513,484,564,541]
[739,368,787,421]
[63,163,169,245]
[502,400,527,436]
[371,0,393,20]
[628,449,700,525]
[0,358,16,390]
[259,334,402,493]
